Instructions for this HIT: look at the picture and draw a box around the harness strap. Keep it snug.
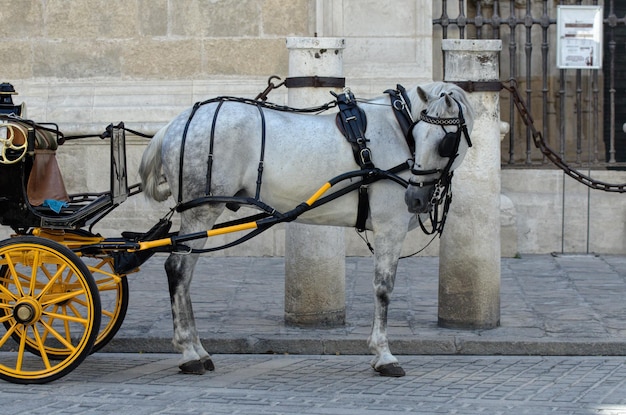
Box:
[254,103,266,200]
[356,186,369,232]
[206,100,225,196]
[334,89,373,232]
[335,90,373,169]
[385,84,415,154]
[178,102,202,204]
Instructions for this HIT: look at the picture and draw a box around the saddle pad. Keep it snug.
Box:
[334,91,371,169]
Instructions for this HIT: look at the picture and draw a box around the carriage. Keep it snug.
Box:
[0,80,473,383]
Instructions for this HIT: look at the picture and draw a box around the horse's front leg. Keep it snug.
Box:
[368,231,406,377]
[165,250,214,374]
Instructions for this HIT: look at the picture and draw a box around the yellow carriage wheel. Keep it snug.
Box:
[0,257,127,357]
[82,257,128,354]
[0,236,101,384]
[29,229,129,354]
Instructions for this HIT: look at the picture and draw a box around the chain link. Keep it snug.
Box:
[502,80,626,193]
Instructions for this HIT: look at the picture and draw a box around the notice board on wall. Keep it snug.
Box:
[557,5,603,69]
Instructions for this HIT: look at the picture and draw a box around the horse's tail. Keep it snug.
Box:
[139,123,172,202]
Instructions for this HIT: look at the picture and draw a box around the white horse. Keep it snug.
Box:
[139,81,474,377]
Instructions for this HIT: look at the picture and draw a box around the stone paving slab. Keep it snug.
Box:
[101,253,626,356]
[1,353,625,414]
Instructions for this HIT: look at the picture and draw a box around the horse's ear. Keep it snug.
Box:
[444,94,453,108]
[417,86,430,104]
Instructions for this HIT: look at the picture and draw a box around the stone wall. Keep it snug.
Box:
[501,169,626,255]
[3,0,432,133]
[2,0,312,132]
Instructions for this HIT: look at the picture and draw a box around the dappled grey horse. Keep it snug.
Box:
[139,82,474,377]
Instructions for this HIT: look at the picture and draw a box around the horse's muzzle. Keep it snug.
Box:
[404,184,433,214]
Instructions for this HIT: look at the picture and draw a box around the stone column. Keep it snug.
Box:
[438,39,502,329]
[284,37,346,327]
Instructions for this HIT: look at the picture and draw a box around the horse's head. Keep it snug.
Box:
[404,83,474,214]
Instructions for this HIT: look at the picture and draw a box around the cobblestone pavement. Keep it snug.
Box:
[1,353,625,414]
[104,254,626,356]
[2,254,626,413]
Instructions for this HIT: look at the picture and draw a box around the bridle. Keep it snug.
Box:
[408,95,472,186]
[404,92,473,235]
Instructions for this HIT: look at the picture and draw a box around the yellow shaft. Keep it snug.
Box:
[135,182,332,252]
[306,182,331,206]
[135,222,258,252]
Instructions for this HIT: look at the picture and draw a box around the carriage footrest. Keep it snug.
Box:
[113,218,173,274]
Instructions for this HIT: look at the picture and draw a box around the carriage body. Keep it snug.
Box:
[0,110,139,384]
[0,116,134,232]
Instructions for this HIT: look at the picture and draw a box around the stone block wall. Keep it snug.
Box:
[3,0,432,133]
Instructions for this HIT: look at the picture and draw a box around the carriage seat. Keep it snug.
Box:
[0,119,70,207]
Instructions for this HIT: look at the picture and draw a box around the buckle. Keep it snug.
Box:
[360,148,372,165]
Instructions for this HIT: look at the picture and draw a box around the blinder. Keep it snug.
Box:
[438,129,461,158]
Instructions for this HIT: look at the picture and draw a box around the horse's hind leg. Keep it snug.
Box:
[165,207,220,374]
[368,227,407,377]
[165,251,214,374]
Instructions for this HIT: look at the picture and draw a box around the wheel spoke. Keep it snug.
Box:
[36,264,67,301]
[29,250,41,295]
[101,308,115,318]
[71,297,88,308]
[39,319,77,352]
[40,288,86,307]
[5,254,25,297]
[0,286,16,302]
[37,304,60,344]
[16,326,27,371]
[0,320,18,347]
[31,324,52,370]
[43,310,88,326]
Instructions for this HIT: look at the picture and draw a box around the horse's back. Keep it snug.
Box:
[159,101,355,209]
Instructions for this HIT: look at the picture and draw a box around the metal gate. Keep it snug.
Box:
[433,0,626,254]
[433,0,626,168]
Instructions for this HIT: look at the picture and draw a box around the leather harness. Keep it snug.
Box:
[177,87,419,234]
[334,86,415,231]
[334,90,372,231]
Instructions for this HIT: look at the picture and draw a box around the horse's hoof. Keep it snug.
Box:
[375,363,406,377]
[179,360,206,375]
[201,356,215,372]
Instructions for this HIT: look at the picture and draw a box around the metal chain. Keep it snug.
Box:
[502,80,626,193]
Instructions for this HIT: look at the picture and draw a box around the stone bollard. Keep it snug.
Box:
[438,39,502,329]
[284,37,346,327]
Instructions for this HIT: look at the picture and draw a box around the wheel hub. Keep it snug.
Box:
[13,298,42,325]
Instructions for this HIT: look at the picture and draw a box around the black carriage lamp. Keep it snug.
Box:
[0,82,24,116]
